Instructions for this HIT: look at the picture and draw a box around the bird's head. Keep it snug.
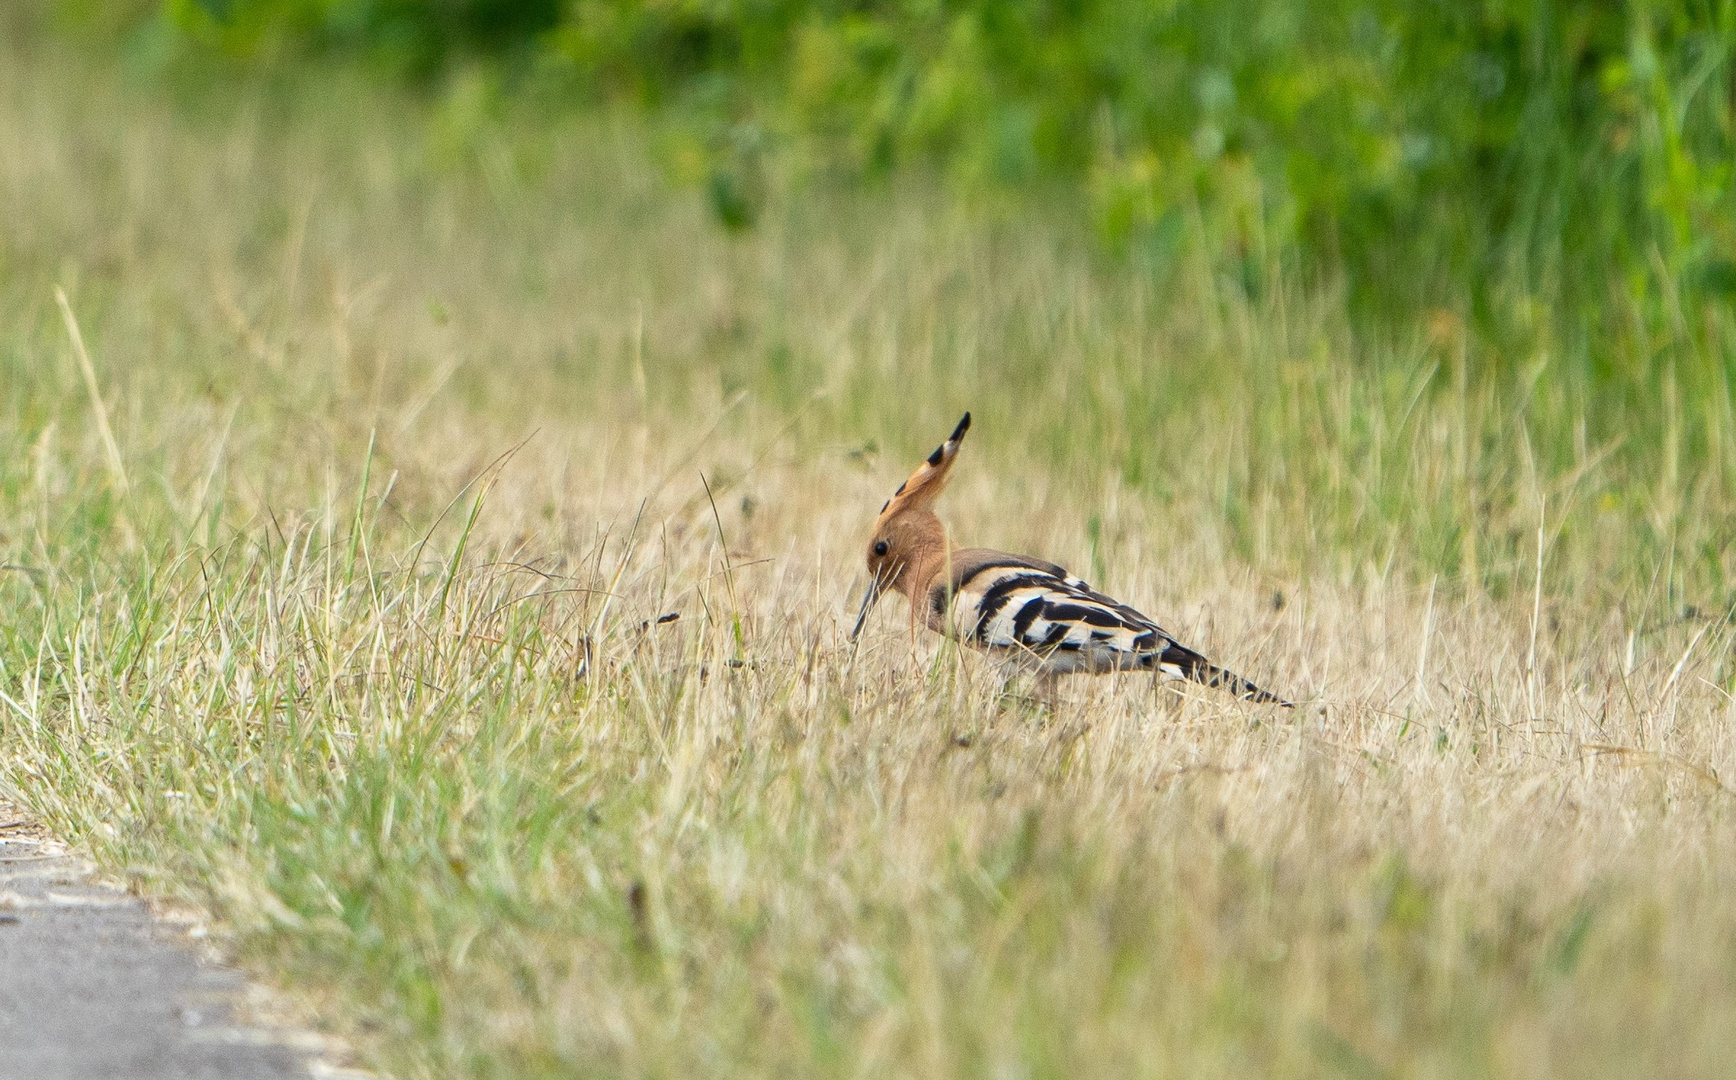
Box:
[851,412,970,639]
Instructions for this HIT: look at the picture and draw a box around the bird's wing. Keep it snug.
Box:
[943,557,1173,666]
[938,552,1291,704]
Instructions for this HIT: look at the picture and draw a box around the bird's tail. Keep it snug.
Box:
[1151,642,1293,707]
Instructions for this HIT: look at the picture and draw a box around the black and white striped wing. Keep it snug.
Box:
[940,559,1289,704]
[943,562,1178,673]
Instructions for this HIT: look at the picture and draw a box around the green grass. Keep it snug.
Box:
[5,22,1736,1080]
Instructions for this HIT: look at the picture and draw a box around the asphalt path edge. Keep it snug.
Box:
[0,794,375,1080]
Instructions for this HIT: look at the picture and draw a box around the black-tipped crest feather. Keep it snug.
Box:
[927,413,970,464]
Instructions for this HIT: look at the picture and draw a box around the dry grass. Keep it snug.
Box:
[3,25,1736,1080]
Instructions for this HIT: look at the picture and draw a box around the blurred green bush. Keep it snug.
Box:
[58,2,1736,345]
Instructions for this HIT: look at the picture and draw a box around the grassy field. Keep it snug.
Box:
[5,20,1736,1080]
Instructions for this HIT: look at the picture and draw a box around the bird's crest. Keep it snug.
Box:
[875,412,970,527]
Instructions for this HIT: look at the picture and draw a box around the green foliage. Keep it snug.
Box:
[89,0,1736,345]
[159,0,562,75]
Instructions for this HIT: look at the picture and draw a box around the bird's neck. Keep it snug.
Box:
[898,540,960,634]
[890,515,955,610]
[901,545,957,598]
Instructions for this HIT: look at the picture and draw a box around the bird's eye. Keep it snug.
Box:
[873,540,889,557]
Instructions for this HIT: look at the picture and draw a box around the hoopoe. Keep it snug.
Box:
[850,413,1292,707]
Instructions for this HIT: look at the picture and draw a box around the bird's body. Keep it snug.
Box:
[852,414,1290,707]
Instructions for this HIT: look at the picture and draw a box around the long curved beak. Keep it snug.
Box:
[849,574,886,641]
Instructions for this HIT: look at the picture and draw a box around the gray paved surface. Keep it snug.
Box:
[0,800,346,1080]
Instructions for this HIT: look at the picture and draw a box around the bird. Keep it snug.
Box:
[849,412,1291,706]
